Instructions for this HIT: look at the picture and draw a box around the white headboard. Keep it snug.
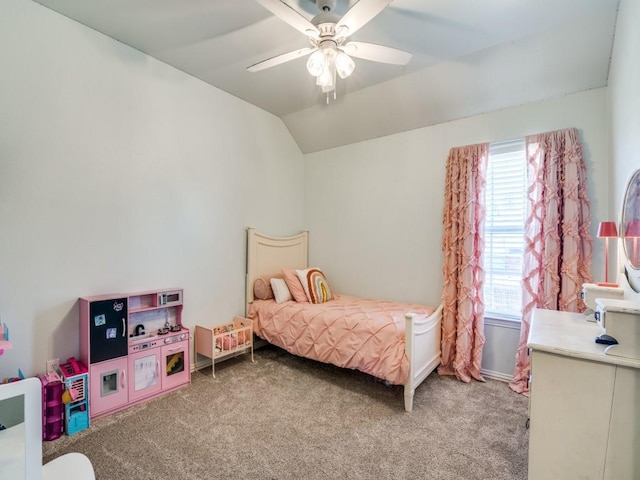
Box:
[245,228,308,314]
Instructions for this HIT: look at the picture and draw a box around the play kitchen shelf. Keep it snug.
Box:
[194,317,254,378]
[79,288,190,418]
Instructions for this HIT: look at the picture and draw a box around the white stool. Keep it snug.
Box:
[43,452,95,480]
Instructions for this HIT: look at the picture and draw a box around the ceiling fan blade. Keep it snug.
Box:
[256,0,319,39]
[247,47,316,72]
[341,41,411,65]
[335,0,394,37]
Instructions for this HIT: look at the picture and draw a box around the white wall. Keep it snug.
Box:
[0,1,304,378]
[609,0,640,215]
[304,88,610,377]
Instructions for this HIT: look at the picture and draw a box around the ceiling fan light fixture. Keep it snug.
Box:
[306,50,324,76]
[317,60,335,90]
[335,51,355,79]
[322,45,337,62]
[251,0,412,104]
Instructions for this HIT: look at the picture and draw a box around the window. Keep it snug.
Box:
[484,139,527,320]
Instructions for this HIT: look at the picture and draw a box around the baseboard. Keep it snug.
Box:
[253,337,268,349]
[480,368,513,383]
[192,358,212,373]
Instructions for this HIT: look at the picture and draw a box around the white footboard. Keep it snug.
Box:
[404,304,442,412]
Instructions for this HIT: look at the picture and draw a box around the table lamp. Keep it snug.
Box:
[597,221,618,287]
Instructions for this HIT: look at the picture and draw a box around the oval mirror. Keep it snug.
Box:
[621,169,640,283]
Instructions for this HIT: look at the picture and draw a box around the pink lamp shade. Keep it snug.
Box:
[597,221,618,238]
[597,221,618,287]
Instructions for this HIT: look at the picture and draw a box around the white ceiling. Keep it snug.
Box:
[33,0,619,153]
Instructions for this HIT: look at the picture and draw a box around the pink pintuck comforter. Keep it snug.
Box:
[248,295,435,385]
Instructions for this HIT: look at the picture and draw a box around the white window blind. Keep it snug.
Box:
[484,139,527,320]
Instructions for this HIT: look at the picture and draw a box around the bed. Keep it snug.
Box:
[245,228,442,412]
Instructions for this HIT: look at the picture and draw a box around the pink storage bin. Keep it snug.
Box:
[37,372,64,441]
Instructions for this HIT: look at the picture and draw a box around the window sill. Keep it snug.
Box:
[484,315,522,330]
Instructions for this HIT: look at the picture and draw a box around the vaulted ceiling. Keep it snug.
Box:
[34,0,619,153]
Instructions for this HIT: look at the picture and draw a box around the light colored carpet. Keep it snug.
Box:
[43,345,529,479]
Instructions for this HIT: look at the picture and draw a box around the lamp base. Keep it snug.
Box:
[597,282,619,287]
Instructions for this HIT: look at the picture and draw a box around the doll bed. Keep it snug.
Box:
[245,228,442,412]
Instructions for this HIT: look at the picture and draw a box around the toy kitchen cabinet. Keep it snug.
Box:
[79,289,190,418]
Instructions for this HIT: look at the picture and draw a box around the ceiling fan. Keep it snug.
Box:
[248,0,412,100]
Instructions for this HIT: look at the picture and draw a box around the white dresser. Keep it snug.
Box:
[527,308,640,480]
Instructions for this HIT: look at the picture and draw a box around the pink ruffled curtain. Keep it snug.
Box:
[509,127,593,394]
[438,143,488,383]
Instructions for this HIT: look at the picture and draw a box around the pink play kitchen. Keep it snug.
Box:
[79,289,190,418]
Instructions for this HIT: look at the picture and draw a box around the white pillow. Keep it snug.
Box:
[270,278,292,304]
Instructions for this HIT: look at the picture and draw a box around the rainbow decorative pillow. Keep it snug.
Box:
[295,268,333,304]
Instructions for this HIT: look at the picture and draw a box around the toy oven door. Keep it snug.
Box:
[161,340,189,390]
